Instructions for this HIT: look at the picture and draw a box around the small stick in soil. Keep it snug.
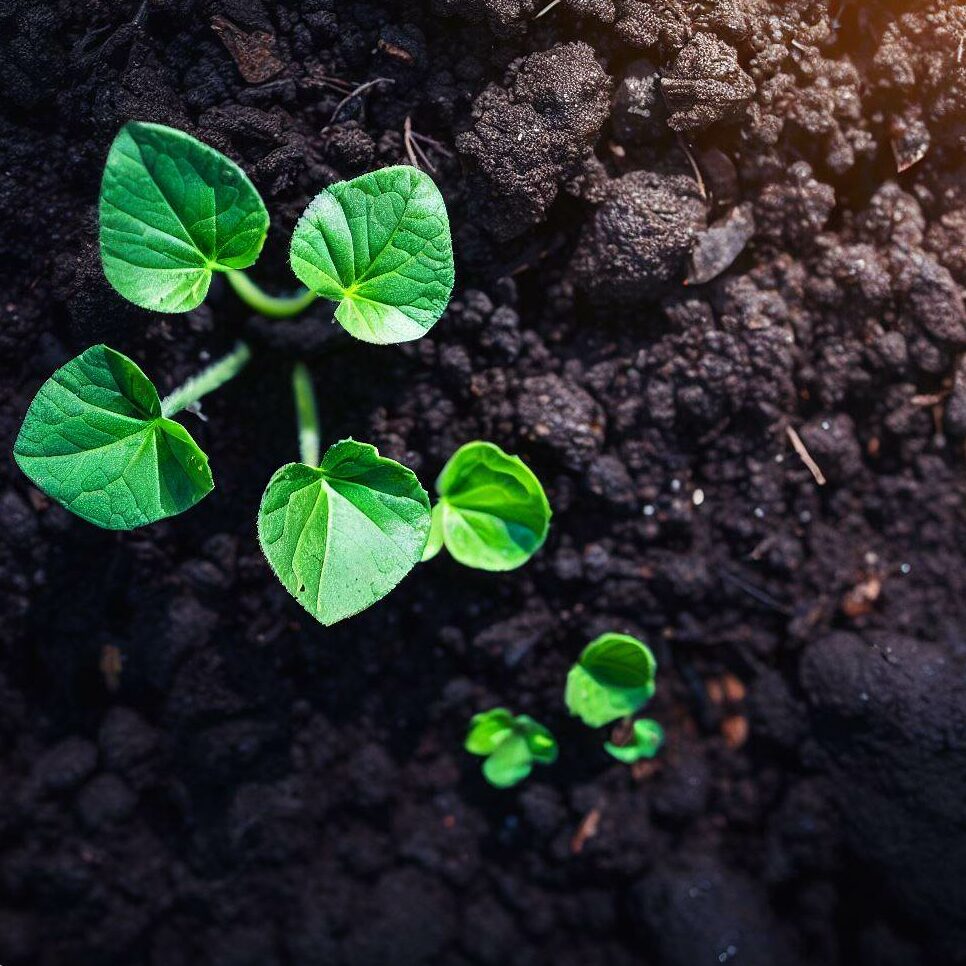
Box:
[327,77,394,126]
[786,425,827,486]
[403,116,435,171]
[675,134,708,201]
[535,0,562,17]
[571,807,602,855]
[410,129,453,158]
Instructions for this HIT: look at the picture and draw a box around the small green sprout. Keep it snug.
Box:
[604,718,665,764]
[421,441,551,571]
[13,341,249,528]
[565,633,657,728]
[465,708,558,788]
[99,122,455,342]
[290,166,455,344]
[100,122,269,313]
[257,364,431,625]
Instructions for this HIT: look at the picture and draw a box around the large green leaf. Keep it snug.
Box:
[427,441,550,571]
[565,633,657,728]
[289,165,454,344]
[100,121,269,312]
[465,709,558,789]
[13,345,213,529]
[257,439,431,625]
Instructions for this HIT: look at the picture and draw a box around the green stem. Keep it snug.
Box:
[161,341,252,418]
[292,362,321,468]
[226,269,318,318]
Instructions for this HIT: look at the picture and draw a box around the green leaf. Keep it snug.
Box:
[289,165,454,344]
[257,439,431,625]
[465,708,557,789]
[604,718,665,764]
[100,121,269,313]
[430,441,551,572]
[13,345,213,529]
[565,633,658,728]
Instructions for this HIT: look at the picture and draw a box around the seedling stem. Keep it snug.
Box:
[226,269,318,318]
[292,362,321,467]
[160,341,251,417]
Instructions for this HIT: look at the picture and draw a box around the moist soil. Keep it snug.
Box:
[1,2,966,964]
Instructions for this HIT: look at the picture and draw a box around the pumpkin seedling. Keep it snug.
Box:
[421,441,551,571]
[13,341,250,529]
[257,363,431,626]
[465,708,558,788]
[99,121,455,344]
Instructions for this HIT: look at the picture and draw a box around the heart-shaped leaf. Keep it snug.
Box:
[423,441,551,571]
[289,165,454,344]
[13,345,213,529]
[100,121,269,312]
[565,633,657,728]
[258,439,431,625]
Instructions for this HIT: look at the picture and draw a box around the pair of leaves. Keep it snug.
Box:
[100,121,454,344]
[465,709,558,788]
[13,346,212,529]
[565,633,658,728]
[422,441,551,571]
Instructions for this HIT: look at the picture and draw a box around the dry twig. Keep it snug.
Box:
[786,425,827,486]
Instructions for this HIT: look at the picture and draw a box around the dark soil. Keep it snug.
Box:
[1,2,965,964]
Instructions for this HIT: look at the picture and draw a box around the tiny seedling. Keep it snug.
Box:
[257,364,431,625]
[604,718,664,764]
[13,342,249,528]
[565,632,657,728]
[99,121,454,343]
[465,708,558,788]
[421,441,551,571]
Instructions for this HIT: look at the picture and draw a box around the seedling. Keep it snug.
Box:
[465,708,558,788]
[99,121,455,343]
[13,342,249,528]
[257,364,431,625]
[604,718,664,763]
[421,441,551,571]
[565,633,657,727]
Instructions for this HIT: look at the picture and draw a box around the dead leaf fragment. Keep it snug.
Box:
[890,112,930,173]
[686,203,755,285]
[841,576,882,618]
[571,807,601,855]
[211,16,284,84]
[721,715,748,749]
